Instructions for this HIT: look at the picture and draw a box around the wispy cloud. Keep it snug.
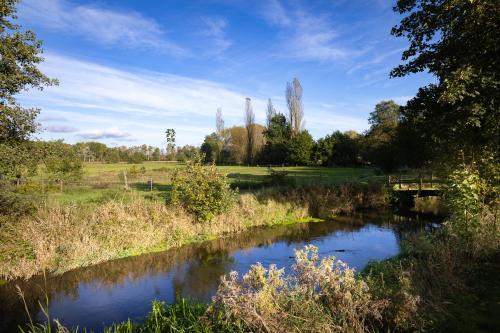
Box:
[19,0,188,56]
[21,53,367,146]
[201,17,232,55]
[45,124,78,133]
[261,0,291,27]
[38,114,67,122]
[260,1,359,62]
[346,48,405,75]
[78,127,131,139]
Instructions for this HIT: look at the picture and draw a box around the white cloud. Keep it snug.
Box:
[78,127,131,139]
[260,1,358,62]
[22,53,267,120]
[261,0,291,27]
[45,124,78,133]
[201,17,232,54]
[19,0,188,56]
[38,114,67,122]
[21,53,367,146]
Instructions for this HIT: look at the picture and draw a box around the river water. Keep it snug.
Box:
[0,211,438,332]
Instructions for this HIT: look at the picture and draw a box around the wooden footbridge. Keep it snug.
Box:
[388,173,442,196]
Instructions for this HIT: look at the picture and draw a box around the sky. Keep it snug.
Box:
[16,0,433,147]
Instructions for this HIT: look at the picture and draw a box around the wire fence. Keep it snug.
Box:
[4,170,385,194]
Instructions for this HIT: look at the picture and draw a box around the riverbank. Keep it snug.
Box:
[0,183,384,280]
[102,232,500,333]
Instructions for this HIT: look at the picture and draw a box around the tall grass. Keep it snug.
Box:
[1,183,385,280]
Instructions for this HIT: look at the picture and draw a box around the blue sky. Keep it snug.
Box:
[17,0,433,147]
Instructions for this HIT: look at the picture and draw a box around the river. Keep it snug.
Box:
[0,211,439,332]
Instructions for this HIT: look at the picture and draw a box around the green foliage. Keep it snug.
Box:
[0,187,37,220]
[287,130,313,165]
[313,131,360,166]
[0,105,40,143]
[0,141,41,180]
[444,163,489,238]
[362,101,401,171]
[165,128,176,160]
[106,300,211,333]
[392,0,499,168]
[171,154,236,222]
[176,145,199,162]
[0,0,57,105]
[260,114,290,165]
[42,141,83,182]
[200,132,223,163]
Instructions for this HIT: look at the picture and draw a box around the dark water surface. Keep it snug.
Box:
[0,212,438,332]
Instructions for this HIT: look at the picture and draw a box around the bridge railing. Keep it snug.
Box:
[388,173,443,191]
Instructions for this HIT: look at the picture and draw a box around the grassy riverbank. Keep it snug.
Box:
[22,223,499,333]
[100,229,499,333]
[0,183,384,280]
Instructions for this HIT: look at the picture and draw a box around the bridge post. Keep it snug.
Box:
[399,174,402,189]
[418,173,422,192]
[430,173,433,188]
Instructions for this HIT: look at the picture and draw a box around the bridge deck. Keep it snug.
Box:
[388,174,442,193]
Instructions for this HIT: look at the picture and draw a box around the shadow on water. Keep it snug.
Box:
[0,210,440,332]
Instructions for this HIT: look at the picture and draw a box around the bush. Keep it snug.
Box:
[171,154,236,222]
[211,245,387,333]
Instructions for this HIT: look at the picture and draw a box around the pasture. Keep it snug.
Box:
[44,162,381,204]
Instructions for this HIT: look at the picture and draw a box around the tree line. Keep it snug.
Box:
[200,80,425,171]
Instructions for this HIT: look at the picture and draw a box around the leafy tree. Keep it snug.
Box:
[223,126,247,165]
[152,147,161,161]
[287,130,313,166]
[0,0,55,182]
[86,142,108,162]
[260,113,290,165]
[0,141,40,181]
[0,0,57,105]
[42,140,83,183]
[313,131,360,166]
[392,0,499,169]
[165,128,176,160]
[201,133,222,163]
[177,145,199,162]
[312,135,335,166]
[362,101,401,171]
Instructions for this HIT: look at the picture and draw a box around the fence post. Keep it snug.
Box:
[123,170,128,190]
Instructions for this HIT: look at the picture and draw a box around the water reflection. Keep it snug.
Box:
[0,211,438,332]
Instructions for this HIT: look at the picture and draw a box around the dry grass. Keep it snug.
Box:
[0,183,385,280]
[0,192,309,280]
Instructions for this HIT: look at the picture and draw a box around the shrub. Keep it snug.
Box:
[0,185,37,222]
[211,245,387,332]
[171,154,236,222]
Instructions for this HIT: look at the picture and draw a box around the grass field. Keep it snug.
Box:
[41,162,382,204]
